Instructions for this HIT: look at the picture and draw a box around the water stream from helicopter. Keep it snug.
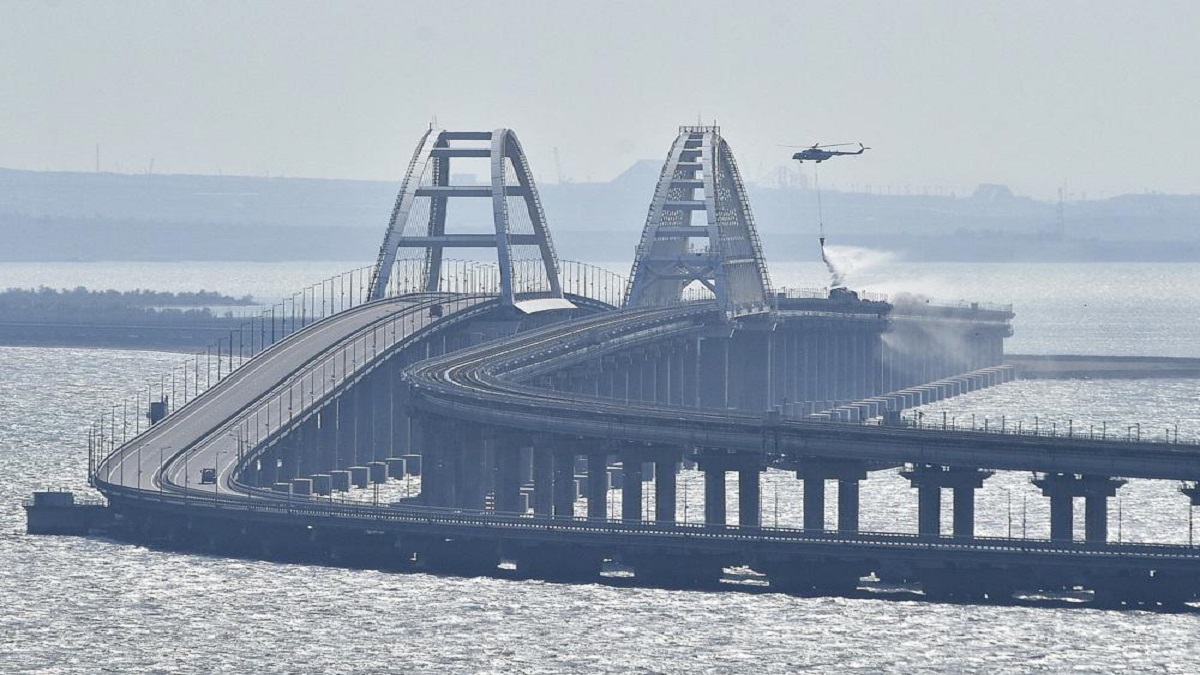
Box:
[814,163,846,287]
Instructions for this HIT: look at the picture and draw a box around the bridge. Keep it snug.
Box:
[73,126,1200,607]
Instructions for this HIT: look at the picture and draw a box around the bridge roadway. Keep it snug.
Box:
[95,292,494,501]
[91,293,1200,598]
[406,302,1200,482]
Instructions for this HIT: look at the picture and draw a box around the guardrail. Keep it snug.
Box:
[896,411,1195,446]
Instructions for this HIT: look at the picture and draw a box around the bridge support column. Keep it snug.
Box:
[368,369,392,461]
[738,468,761,528]
[391,367,412,457]
[1033,473,1126,542]
[632,351,648,402]
[318,404,338,472]
[670,343,686,406]
[901,464,993,538]
[654,451,679,523]
[294,417,319,475]
[682,338,699,407]
[492,432,525,514]
[916,484,941,536]
[531,443,553,517]
[277,450,297,482]
[412,414,448,507]
[622,450,644,522]
[552,447,575,518]
[349,382,375,464]
[795,459,868,533]
[803,477,825,531]
[694,450,761,528]
[728,330,771,412]
[586,448,608,520]
[952,485,977,539]
[338,391,362,466]
[257,452,278,487]
[654,349,671,404]
[456,426,487,511]
[703,468,726,527]
[355,372,379,461]
[697,336,729,409]
[838,478,861,532]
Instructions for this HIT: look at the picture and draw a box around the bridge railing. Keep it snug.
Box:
[388,258,629,307]
[885,411,1195,445]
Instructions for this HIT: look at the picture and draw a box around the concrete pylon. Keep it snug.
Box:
[625,125,772,318]
[368,128,573,313]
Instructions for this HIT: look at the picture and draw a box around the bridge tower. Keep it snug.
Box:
[625,126,773,317]
[368,128,572,312]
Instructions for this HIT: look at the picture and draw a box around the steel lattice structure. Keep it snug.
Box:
[625,126,773,317]
[368,128,571,312]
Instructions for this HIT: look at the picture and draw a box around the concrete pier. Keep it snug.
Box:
[552,447,575,518]
[368,461,388,484]
[24,492,113,535]
[385,457,407,478]
[1033,473,1126,542]
[703,466,726,526]
[622,449,643,522]
[586,451,608,519]
[794,459,868,533]
[531,444,552,516]
[330,469,351,493]
[291,477,313,496]
[311,473,332,497]
[901,464,993,538]
[694,450,761,528]
[654,452,678,523]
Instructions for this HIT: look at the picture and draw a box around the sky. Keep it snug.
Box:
[2,0,1197,200]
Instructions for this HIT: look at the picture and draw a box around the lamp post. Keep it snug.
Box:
[1021,493,1027,538]
[1005,488,1012,538]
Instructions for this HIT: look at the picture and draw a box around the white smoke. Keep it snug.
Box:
[820,244,897,288]
[819,241,845,287]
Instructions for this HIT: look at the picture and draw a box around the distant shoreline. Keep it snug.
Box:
[3,166,1198,264]
[0,317,251,353]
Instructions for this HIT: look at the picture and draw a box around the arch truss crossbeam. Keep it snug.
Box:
[625,125,772,318]
[369,128,572,313]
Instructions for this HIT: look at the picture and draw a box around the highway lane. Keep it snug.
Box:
[95,293,493,500]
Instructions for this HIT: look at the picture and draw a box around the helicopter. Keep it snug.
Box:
[791,142,869,163]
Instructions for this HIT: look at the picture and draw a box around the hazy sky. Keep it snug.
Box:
[2,0,1197,199]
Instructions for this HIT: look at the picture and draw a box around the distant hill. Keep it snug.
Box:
[0,167,1197,263]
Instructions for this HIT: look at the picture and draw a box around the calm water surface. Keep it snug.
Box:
[3,261,1200,673]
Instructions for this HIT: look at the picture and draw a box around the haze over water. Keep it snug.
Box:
[3,260,1200,673]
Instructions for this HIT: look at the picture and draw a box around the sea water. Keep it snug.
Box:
[2,261,1199,673]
